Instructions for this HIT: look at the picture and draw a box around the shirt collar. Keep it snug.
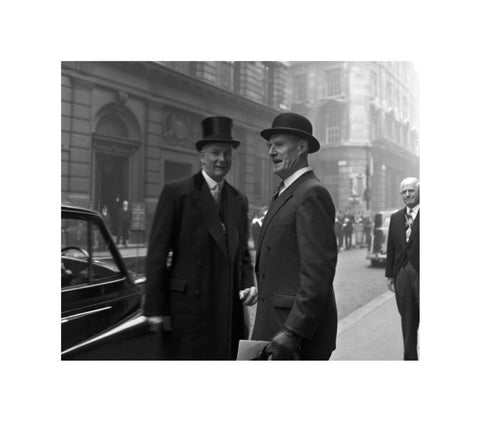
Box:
[406,204,420,219]
[202,170,223,190]
[280,167,312,194]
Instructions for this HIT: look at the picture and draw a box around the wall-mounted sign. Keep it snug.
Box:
[131,202,145,231]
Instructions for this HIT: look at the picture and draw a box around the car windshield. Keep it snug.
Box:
[62,215,121,288]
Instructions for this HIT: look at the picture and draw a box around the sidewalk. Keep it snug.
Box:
[331,291,403,360]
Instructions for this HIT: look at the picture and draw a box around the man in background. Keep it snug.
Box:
[116,200,131,247]
[386,177,420,360]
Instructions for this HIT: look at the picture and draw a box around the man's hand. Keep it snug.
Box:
[146,315,172,332]
[239,287,258,306]
[387,277,395,292]
[265,329,301,360]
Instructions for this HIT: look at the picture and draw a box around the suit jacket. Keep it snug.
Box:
[251,171,338,358]
[144,171,254,359]
[385,208,420,280]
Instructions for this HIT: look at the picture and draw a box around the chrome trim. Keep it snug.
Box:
[62,277,126,292]
[61,306,112,323]
[133,276,146,285]
[61,314,147,355]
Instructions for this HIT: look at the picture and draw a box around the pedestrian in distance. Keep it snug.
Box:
[334,211,344,250]
[116,200,131,247]
[385,177,420,360]
[342,208,354,249]
[144,116,257,360]
[362,212,372,251]
[100,204,111,230]
[251,112,338,360]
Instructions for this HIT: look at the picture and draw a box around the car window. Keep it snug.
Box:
[62,215,122,288]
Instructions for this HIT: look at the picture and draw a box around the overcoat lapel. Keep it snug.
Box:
[398,209,408,248]
[222,182,241,266]
[193,172,229,259]
[256,171,315,266]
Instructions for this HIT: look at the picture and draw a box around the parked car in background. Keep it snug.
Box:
[61,205,158,360]
[366,209,396,267]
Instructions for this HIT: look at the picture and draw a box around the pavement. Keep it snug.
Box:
[331,290,404,360]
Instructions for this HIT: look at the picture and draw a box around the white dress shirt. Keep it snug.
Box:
[278,167,312,196]
[407,204,419,220]
[202,170,224,196]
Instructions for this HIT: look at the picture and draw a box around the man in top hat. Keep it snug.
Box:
[251,112,338,360]
[144,116,257,360]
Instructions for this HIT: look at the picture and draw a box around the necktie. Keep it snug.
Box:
[272,181,285,201]
[211,183,221,207]
[405,209,413,242]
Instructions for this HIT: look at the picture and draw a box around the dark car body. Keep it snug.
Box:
[61,205,158,360]
[366,209,396,267]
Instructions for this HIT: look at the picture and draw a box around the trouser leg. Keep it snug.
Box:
[394,262,420,360]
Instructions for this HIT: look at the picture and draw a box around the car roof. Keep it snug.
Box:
[62,204,100,216]
[375,209,397,215]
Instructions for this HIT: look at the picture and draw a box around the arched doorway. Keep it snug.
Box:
[92,108,141,237]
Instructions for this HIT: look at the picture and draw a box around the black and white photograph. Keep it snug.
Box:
[3,1,480,420]
[60,60,419,361]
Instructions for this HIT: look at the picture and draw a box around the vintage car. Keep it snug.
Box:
[366,209,396,267]
[61,204,158,360]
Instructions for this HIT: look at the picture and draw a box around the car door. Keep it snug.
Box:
[61,210,142,354]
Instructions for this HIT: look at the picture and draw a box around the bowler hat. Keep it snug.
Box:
[261,112,320,153]
[195,116,240,151]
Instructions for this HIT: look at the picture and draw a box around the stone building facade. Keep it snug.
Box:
[288,61,419,214]
[61,61,419,243]
[61,61,288,242]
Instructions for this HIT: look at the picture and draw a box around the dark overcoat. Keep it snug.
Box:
[144,171,254,360]
[385,208,420,279]
[251,171,338,359]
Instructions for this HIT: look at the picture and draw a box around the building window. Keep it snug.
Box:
[386,81,392,106]
[261,62,275,106]
[371,70,378,97]
[326,68,341,96]
[294,73,307,102]
[171,61,196,76]
[394,87,400,110]
[326,108,341,144]
[385,114,392,140]
[370,111,379,141]
[219,61,234,91]
[402,94,407,116]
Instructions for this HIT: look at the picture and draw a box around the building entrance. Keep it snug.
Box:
[94,153,129,234]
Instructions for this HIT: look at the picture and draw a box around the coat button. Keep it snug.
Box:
[194,290,201,297]
[262,272,265,278]
[266,245,271,251]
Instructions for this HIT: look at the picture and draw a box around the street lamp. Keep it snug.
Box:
[364,143,371,211]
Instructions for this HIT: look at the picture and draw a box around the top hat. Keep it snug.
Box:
[260,112,320,153]
[195,116,241,151]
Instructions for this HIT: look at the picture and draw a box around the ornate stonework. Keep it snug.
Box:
[163,108,200,150]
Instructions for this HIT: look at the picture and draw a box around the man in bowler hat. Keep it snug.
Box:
[386,177,420,360]
[251,112,338,360]
[144,116,257,360]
